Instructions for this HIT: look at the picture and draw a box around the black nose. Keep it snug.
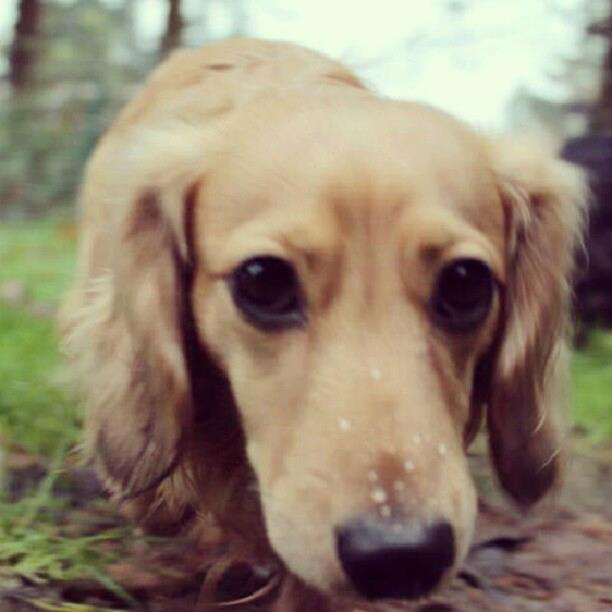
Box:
[335,519,455,600]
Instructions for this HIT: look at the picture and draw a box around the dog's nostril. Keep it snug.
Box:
[335,519,455,600]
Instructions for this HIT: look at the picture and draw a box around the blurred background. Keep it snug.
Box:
[2,0,612,218]
[0,1,611,610]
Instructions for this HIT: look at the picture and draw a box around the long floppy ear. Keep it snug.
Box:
[59,121,207,500]
[66,184,198,500]
[96,187,196,499]
[485,137,587,506]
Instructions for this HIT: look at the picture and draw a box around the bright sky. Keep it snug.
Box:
[0,0,594,129]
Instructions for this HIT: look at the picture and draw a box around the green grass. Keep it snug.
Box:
[0,306,79,456]
[571,331,612,441]
[0,219,77,456]
[0,219,75,304]
[0,220,136,606]
[0,449,137,609]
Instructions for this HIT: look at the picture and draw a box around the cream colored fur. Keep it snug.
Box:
[59,38,586,609]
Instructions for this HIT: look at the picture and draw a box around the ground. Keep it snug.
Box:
[1,437,610,611]
[0,220,611,611]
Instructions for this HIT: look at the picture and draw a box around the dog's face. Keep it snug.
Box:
[184,99,580,597]
[77,93,585,602]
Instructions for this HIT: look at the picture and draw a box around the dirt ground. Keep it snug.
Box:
[1,437,611,612]
[425,439,612,612]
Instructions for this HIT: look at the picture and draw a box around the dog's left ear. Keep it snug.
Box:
[484,137,587,506]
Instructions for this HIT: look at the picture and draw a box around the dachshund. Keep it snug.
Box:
[60,38,586,610]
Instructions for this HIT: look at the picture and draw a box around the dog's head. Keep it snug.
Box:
[93,97,586,600]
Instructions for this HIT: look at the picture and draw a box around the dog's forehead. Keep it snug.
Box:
[199,99,504,263]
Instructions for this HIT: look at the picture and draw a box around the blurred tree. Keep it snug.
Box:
[1,0,150,217]
[561,1,612,338]
[160,0,184,57]
[589,0,612,131]
[9,0,42,91]
[0,0,249,218]
[507,1,607,137]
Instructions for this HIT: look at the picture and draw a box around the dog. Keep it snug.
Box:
[60,38,586,610]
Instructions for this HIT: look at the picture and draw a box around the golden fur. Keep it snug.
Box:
[60,38,586,609]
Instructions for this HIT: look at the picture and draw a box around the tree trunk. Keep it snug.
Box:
[591,38,612,131]
[9,0,42,91]
[589,2,612,132]
[160,0,183,58]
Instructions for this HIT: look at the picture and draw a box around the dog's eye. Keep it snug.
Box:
[431,258,494,332]
[230,256,305,330]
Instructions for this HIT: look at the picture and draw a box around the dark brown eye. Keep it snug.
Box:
[431,258,494,332]
[230,256,305,330]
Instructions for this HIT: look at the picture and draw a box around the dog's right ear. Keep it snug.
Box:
[97,187,196,499]
[57,121,218,501]
[61,178,199,500]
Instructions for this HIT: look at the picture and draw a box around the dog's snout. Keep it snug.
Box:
[335,518,455,600]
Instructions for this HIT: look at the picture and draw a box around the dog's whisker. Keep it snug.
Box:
[532,408,547,434]
[538,447,561,471]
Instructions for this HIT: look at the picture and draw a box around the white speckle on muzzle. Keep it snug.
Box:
[379,504,392,518]
[338,417,351,431]
[370,487,388,504]
[393,479,407,492]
